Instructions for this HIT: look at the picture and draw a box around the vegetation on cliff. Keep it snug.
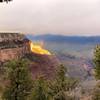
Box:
[2,59,33,100]
[1,59,79,100]
[94,45,100,80]
[92,45,100,100]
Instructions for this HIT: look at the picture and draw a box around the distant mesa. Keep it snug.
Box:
[27,34,100,44]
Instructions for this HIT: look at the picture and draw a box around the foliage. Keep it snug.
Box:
[0,0,12,3]
[2,59,33,100]
[48,64,78,100]
[29,64,78,100]
[94,45,100,80]
[30,76,50,100]
[92,82,100,100]
[66,78,79,92]
[2,60,79,100]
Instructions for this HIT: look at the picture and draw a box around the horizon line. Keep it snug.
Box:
[27,33,100,37]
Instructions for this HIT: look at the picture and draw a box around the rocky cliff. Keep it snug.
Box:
[27,53,60,79]
[0,33,30,63]
[0,33,59,79]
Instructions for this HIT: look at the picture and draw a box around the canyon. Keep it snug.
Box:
[0,33,59,79]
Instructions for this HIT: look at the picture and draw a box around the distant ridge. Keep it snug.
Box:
[26,34,100,44]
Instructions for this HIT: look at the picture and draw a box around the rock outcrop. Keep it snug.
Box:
[0,33,30,63]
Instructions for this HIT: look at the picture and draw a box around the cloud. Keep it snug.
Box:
[0,0,100,35]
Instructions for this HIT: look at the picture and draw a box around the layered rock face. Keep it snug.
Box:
[0,33,60,79]
[0,33,30,63]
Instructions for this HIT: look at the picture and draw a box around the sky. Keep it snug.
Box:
[0,0,100,36]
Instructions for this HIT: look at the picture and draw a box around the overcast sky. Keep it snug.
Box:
[0,0,100,36]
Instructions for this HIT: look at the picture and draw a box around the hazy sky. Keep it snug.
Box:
[0,0,100,36]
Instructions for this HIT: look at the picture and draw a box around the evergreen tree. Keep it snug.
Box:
[94,45,100,80]
[92,45,100,100]
[2,59,33,100]
[48,64,67,100]
[49,64,78,100]
[30,76,50,100]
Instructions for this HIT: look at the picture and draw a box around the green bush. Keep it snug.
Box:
[2,59,33,100]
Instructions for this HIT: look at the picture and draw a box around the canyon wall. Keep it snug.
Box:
[0,33,30,63]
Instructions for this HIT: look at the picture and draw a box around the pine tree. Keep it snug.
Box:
[2,59,33,100]
[30,76,50,100]
[48,64,67,100]
[92,45,100,100]
[94,45,100,80]
[49,64,78,100]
